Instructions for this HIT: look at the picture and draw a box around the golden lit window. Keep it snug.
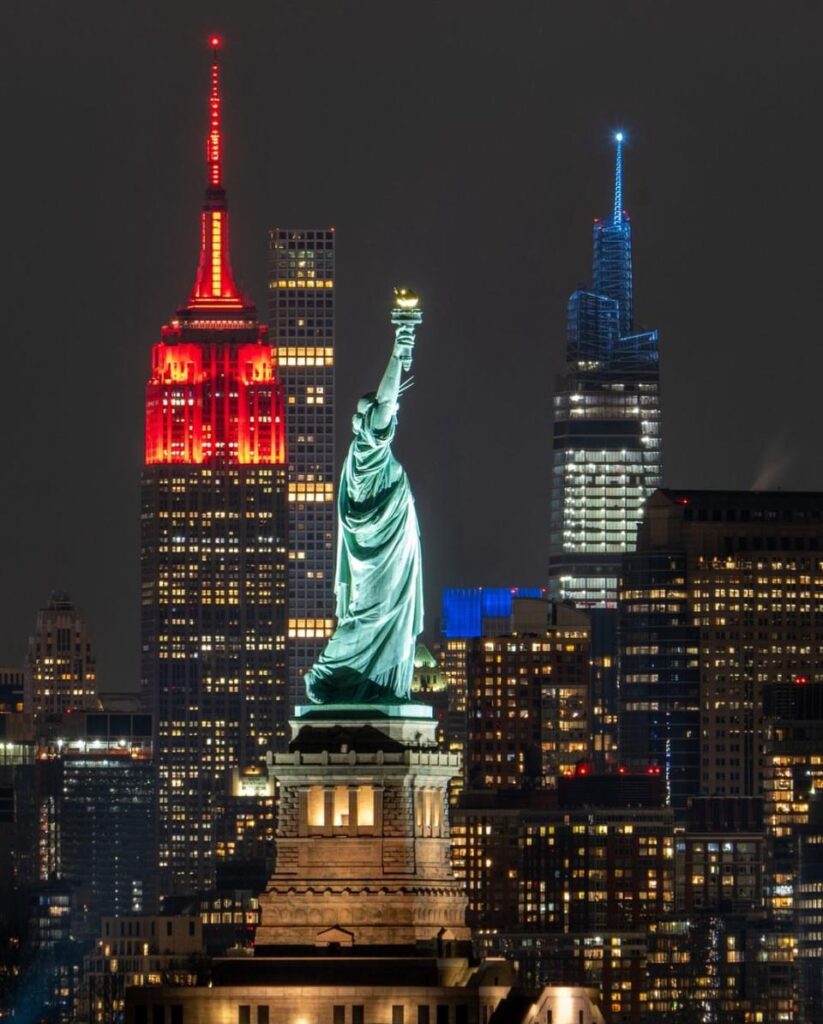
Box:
[307,786,324,827]
[333,786,349,827]
[357,786,374,827]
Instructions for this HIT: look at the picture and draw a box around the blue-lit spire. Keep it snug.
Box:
[591,130,633,335]
[613,131,624,223]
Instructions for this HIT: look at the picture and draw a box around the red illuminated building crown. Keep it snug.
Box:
[144,38,284,467]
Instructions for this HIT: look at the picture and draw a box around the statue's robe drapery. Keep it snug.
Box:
[305,398,423,704]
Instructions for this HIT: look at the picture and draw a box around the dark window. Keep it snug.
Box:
[188,921,195,937]
[136,1007,148,1024]
[166,921,173,937]
[239,1007,251,1024]
[392,1009,404,1024]
[171,1006,183,1024]
[333,1008,345,1024]
[352,1008,364,1024]
[257,1009,269,1024]
[418,1009,430,1024]
[436,1008,449,1024]
[152,1008,165,1024]
[455,1008,468,1024]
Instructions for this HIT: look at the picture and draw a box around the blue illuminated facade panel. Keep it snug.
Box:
[441,587,544,639]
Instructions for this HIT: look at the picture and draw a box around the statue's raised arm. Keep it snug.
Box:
[304,289,424,706]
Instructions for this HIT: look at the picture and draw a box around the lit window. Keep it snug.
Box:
[307,786,324,827]
[357,786,374,827]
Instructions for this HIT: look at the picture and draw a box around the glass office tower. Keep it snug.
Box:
[549,134,661,769]
[549,134,661,609]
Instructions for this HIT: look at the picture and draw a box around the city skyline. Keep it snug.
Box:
[1,2,822,688]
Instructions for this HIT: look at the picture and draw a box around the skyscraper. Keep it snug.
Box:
[38,713,157,929]
[140,38,287,895]
[548,134,661,770]
[620,489,823,810]
[267,228,335,714]
[460,597,590,790]
[548,134,661,608]
[452,775,674,1022]
[24,592,98,716]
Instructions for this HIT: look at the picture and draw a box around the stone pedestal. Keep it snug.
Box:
[256,705,470,947]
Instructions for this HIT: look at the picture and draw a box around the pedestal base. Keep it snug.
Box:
[258,710,469,947]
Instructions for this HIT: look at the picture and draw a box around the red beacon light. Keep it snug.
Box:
[675,497,690,505]
[209,35,222,49]
[795,674,810,686]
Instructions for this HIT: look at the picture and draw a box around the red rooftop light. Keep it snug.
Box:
[795,675,809,686]
[209,35,222,48]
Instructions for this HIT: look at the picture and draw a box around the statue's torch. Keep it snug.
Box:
[391,287,423,372]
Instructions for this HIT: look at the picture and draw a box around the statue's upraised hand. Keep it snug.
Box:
[393,338,414,367]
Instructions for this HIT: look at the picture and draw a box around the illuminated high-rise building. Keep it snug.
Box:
[36,713,157,930]
[438,588,589,793]
[140,38,287,896]
[763,682,823,921]
[267,228,335,714]
[621,489,823,808]
[452,773,674,1023]
[462,598,590,790]
[548,134,661,772]
[548,134,661,609]
[439,586,545,720]
[24,592,98,716]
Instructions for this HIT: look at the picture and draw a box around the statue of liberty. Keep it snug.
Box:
[305,289,424,705]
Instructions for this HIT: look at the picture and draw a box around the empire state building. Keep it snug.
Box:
[141,38,288,895]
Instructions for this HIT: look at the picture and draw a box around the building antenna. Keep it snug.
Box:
[207,35,223,190]
[189,34,243,309]
[613,131,624,224]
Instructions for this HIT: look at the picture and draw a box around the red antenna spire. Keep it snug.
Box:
[189,34,243,311]
[207,35,222,188]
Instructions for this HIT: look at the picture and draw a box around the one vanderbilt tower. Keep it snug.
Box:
[549,135,661,767]
[141,38,287,895]
[549,133,661,607]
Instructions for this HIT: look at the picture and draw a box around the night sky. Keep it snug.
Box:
[1,1,821,689]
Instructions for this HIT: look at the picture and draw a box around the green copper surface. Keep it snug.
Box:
[305,293,424,706]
